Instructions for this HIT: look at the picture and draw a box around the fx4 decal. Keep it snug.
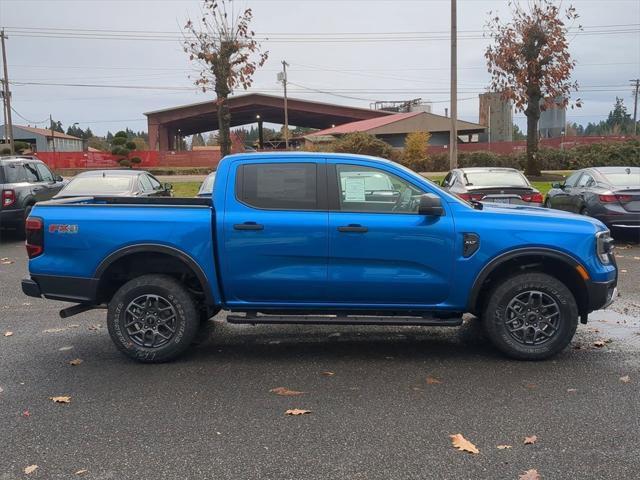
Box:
[49,224,79,234]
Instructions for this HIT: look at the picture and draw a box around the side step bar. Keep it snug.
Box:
[227,313,463,327]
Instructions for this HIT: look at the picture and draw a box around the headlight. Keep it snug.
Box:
[596,230,614,264]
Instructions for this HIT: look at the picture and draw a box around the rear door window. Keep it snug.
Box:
[237,163,318,210]
[2,163,28,183]
[564,171,582,187]
[24,163,40,182]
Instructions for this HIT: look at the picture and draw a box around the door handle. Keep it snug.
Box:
[32,187,43,192]
[337,224,368,233]
[234,222,264,231]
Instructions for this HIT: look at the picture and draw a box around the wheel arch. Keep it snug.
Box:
[468,248,590,321]
[95,244,217,308]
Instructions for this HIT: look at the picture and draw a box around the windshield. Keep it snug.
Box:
[198,173,216,195]
[462,170,530,187]
[62,176,133,194]
[602,170,640,188]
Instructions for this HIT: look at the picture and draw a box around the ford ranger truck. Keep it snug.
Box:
[21,153,618,362]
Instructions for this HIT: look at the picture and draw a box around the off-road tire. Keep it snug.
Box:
[107,274,199,363]
[482,272,578,360]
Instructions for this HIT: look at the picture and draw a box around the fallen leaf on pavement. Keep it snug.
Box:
[633,257,640,260]
[620,269,627,273]
[285,409,311,416]
[320,371,335,376]
[270,387,304,396]
[88,324,101,331]
[567,388,577,393]
[22,410,30,417]
[74,469,89,476]
[50,396,71,404]
[1,259,14,265]
[524,435,538,445]
[22,302,31,306]
[43,328,66,333]
[67,324,80,328]
[0,257,8,261]
[426,375,442,385]
[620,375,630,383]
[4,331,13,337]
[525,383,537,389]
[0,386,3,394]
[24,465,38,475]
[519,469,541,480]
[59,346,73,351]
[69,359,83,366]
[449,434,479,454]
[593,340,606,348]
[497,444,512,450]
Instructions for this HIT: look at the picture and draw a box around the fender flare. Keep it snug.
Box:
[467,247,585,312]
[94,243,216,306]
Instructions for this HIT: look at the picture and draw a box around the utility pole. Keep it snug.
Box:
[449,0,458,168]
[50,114,56,155]
[279,60,290,149]
[631,79,639,136]
[1,29,15,154]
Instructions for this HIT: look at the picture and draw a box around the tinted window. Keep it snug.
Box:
[564,171,582,187]
[62,176,133,195]
[239,163,317,210]
[442,172,453,187]
[461,170,529,187]
[35,163,54,182]
[24,163,40,182]
[2,164,27,183]
[336,164,424,214]
[139,174,153,192]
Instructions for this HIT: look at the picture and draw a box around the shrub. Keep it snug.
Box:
[0,147,10,155]
[331,132,394,159]
[118,158,131,168]
[130,156,142,166]
[125,141,137,151]
[111,136,127,146]
[402,132,431,172]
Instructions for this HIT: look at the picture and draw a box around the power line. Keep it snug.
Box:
[10,106,49,124]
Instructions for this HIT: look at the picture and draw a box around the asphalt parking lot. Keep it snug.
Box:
[1,231,639,480]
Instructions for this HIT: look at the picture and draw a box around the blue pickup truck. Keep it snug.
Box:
[22,153,617,362]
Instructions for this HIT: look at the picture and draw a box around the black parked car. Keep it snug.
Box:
[441,167,543,206]
[0,156,66,232]
[55,170,172,198]
[545,166,640,232]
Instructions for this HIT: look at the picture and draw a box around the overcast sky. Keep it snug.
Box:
[1,0,639,136]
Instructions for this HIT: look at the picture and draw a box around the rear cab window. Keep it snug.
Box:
[236,163,319,210]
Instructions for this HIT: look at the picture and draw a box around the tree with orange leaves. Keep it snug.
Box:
[485,1,581,176]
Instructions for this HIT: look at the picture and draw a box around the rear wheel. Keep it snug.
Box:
[544,198,551,208]
[482,272,578,360]
[107,274,200,363]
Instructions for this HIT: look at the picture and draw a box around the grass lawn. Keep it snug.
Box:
[171,176,554,198]
[172,182,201,197]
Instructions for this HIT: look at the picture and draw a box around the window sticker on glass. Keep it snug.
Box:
[344,176,366,201]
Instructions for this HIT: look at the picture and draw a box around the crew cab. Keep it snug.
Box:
[22,153,618,362]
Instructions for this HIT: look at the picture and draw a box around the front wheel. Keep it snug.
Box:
[482,272,578,360]
[107,274,200,363]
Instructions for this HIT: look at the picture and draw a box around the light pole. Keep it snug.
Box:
[449,0,458,169]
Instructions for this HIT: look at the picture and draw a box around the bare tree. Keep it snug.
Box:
[485,1,581,176]
[184,0,268,157]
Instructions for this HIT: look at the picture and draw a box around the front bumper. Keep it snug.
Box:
[587,279,617,312]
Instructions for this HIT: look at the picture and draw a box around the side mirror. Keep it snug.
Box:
[163,183,173,191]
[55,175,63,182]
[551,182,563,189]
[418,193,444,216]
